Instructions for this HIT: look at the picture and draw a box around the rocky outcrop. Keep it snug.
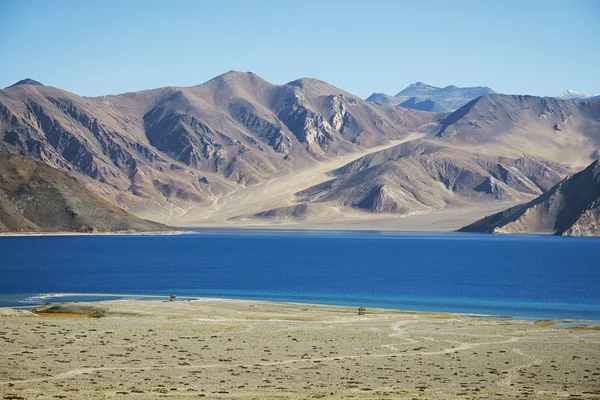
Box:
[277,91,334,155]
[228,99,291,155]
[459,159,600,236]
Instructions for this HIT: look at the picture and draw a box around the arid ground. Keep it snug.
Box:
[1,299,599,399]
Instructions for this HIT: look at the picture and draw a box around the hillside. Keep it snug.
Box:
[436,94,600,167]
[296,139,568,215]
[459,159,600,236]
[0,145,171,233]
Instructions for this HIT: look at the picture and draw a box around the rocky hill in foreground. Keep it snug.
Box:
[459,159,600,236]
[0,144,172,233]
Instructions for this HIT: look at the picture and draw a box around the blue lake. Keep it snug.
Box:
[0,231,599,320]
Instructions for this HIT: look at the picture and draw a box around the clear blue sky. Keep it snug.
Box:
[1,0,598,98]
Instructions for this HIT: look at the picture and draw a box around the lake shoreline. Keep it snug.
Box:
[2,225,600,238]
[3,294,599,324]
[0,229,189,237]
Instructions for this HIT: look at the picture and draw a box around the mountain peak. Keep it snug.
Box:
[285,77,356,99]
[557,90,597,101]
[410,82,435,88]
[210,70,259,81]
[286,77,330,88]
[200,70,273,91]
[7,78,44,88]
[395,82,439,97]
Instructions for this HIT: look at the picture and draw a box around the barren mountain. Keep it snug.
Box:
[2,74,600,231]
[0,72,436,221]
[0,144,170,233]
[296,139,568,215]
[367,82,496,112]
[236,94,600,228]
[459,159,600,236]
[436,94,600,167]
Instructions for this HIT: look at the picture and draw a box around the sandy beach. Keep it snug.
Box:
[1,299,599,399]
[0,230,188,238]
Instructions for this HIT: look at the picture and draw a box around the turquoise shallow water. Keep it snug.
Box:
[0,231,599,320]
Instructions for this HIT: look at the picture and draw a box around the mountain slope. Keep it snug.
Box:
[0,72,436,221]
[288,93,600,223]
[459,159,600,236]
[0,145,171,233]
[436,94,600,168]
[296,138,568,215]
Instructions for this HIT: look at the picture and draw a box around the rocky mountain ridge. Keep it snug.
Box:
[459,159,600,236]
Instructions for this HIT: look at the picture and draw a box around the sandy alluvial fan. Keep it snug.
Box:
[1,71,600,233]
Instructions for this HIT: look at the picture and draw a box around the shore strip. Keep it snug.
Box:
[1,298,600,399]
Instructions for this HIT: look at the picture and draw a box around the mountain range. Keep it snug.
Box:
[1,71,599,234]
[367,84,599,113]
[366,82,496,112]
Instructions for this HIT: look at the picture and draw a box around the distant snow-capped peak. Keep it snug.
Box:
[558,90,597,100]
